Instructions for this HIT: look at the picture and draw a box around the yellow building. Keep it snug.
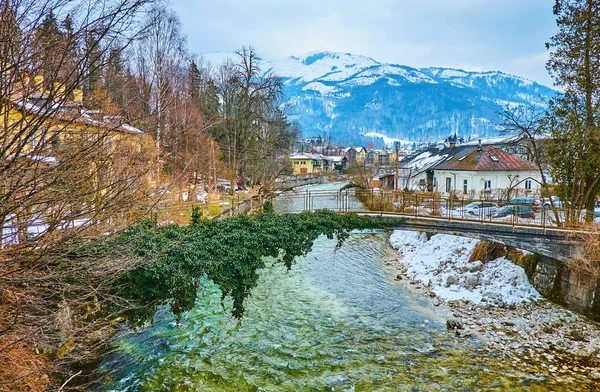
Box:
[289,153,327,175]
[373,149,398,166]
[1,76,158,240]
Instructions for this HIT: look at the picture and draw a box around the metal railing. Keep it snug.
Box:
[280,189,596,232]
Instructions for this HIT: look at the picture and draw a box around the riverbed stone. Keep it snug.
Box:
[446,318,464,330]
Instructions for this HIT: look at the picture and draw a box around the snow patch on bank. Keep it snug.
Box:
[389,230,541,305]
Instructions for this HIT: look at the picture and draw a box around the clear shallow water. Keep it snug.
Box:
[96,183,576,391]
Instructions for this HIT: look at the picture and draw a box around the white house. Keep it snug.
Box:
[433,146,542,197]
[398,144,542,198]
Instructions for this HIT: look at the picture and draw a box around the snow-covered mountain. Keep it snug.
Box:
[202,51,556,146]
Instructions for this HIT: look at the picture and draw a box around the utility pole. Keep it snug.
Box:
[394,141,400,192]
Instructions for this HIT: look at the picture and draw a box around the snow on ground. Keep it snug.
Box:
[362,132,411,147]
[389,230,541,305]
[302,82,339,95]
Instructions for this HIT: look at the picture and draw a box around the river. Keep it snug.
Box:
[96,182,579,391]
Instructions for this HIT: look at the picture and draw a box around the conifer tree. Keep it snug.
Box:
[545,0,600,223]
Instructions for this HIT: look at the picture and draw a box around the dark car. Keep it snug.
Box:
[508,197,541,209]
[492,205,535,219]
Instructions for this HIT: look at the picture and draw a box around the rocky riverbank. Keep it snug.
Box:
[386,230,600,388]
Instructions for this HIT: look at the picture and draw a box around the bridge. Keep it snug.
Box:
[277,188,591,263]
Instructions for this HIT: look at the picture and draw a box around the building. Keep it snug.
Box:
[373,149,398,166]
[1,75,157,243]
[289,153,326,174]
[324,155,348,171]
[432,146,541,198]
[344,147,367,166]
[398,143,542,198]
[289,153,346,175]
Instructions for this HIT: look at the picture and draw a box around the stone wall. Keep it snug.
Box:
[508,249,600,322]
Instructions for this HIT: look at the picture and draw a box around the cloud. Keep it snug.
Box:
[171,0,557,85]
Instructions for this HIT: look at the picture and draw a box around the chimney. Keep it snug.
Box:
[450,141,456,149]
[73,89,83,104]
[477,139,482,152]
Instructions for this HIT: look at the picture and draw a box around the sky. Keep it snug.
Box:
[171,0,558,87]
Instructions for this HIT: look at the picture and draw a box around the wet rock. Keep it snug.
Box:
[395,274,402,280]
[446,318,464,330]
[569,329,586,342]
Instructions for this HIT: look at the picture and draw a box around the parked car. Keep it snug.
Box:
[456,202,499,216]
[542,196,563,209]
[492,205,535,219]
[216,182,231,192]
[508,197,541,209]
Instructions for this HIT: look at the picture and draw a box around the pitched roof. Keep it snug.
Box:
[8,97,144,135]
[289,153,323,160]
[344,146,365,153]
[434,146,539,171]
[323,155,345,162]
[399,145,476,173]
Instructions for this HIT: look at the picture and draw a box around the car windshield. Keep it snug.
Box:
[497,206,513,212]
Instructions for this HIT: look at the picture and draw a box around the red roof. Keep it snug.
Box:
[434,146,539,171]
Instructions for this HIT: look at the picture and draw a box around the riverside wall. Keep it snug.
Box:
[509,251,600,322]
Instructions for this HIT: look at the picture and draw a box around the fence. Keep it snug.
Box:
[280,188,593,230]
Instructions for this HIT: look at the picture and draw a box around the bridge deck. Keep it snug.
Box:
[279,189,594,262]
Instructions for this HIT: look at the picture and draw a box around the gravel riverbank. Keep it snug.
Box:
[386,230,600,388]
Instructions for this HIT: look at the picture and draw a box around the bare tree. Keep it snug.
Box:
[211,46,295,192]
[1,0,157,388]
[135,3,188,150]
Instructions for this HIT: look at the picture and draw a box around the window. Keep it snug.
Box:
[525,180,532,190]
[446,177,452,193]
[490,155,500,162]
[484,180,492,190]
[463,179,468,193]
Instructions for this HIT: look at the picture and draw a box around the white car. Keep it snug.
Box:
[456,202,499,216]
[543,196,564,209]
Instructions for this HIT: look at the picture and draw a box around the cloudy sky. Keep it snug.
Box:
[171,0,557,87]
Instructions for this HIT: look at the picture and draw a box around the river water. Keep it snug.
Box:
[97,182,572,391]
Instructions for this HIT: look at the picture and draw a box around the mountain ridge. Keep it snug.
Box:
[202,51,556,146]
